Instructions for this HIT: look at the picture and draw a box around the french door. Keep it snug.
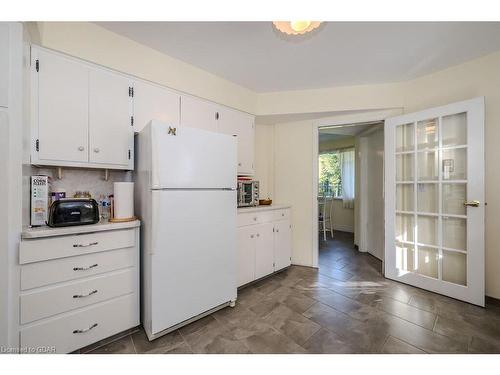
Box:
[384,97,485,306]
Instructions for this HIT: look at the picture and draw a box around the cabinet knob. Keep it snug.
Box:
[276,229,280,233]
[250,234,254,238]
[238,163,242,166]
[94,148,100,153]
[253,217,257,221]
[78,146,84,151]
[256,233,260,237]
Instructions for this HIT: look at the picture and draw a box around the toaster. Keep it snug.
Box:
[47,199,100,227]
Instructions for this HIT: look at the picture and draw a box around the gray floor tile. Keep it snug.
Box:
[87,335,136,354]
[381,336,426,354]
[132,329,188,354]
[263,303,321,346]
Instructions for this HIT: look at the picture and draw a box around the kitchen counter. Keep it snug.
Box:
[237,204,291,214]
[21,220,141,239]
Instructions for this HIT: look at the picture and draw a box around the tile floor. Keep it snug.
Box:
[85,231,500,354]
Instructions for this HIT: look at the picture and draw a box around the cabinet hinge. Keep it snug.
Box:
[130,116,134,126]
[128,87,134,97]
[273,227,275,232]
[128,149,131,160]
[35,139,39,152]
[215,112,219,120]
[273,262,275,267]
[35,59,39,72]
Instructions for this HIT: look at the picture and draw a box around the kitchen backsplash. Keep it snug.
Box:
[35,167,133,199]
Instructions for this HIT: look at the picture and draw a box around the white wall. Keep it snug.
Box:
[357,127,384,260]
[3,22,24,348]
[254,124,275,200]
[0,109,9,348]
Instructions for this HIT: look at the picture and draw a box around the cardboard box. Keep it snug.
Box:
[30,175,52,226]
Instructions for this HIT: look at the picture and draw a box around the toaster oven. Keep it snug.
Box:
[237,180,259,207]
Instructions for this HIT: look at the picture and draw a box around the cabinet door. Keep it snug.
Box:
[237,226,256,287]
[180,95,218,132]
[217,107,255,175]
[89,68,133,167]
[255,222,275,279]
[133,81,180,132]
[274,220,292,271]
[35,49,89,163]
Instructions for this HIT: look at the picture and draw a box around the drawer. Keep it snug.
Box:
[20,268,136,324]
[274,209,290,221]
[20,228,136,264]
[237,211,275,227]
[20,293,139,354]
[21,248,136,290]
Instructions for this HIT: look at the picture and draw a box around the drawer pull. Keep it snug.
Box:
[73,263,98,271]
[73,242,98,248]
[73,289,98,299]
[73,323,98,334]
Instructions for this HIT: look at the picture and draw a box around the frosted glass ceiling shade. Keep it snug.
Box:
[273,21,322,35]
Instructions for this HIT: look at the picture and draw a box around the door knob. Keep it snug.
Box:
[94,148,100,153]
[78,146,84,151]
[463,200,480,207]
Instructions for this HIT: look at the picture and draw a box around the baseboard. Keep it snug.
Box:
[486,295,500,307]
[332,224,354,233]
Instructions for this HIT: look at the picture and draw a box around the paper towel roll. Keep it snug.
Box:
[114,182,134,219]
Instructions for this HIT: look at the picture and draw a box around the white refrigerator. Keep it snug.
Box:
[135,120,237,340]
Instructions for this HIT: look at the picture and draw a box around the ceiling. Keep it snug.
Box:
[97,22,500,93]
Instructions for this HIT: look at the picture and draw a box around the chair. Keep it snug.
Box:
[318,196,334,241]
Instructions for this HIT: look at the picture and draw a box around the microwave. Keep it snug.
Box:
[237,180,259,207]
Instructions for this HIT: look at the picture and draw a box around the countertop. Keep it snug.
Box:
[237,204,291,214]
[21,220,141,239]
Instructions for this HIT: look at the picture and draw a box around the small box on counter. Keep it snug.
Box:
[30,175,52,227]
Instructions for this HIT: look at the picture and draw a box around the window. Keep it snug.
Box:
[319,152,342,198]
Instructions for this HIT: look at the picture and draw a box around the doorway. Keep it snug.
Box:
[315,121,385,279]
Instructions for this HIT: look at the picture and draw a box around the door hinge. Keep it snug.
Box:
[215,112,219,120]
[35,139,39,152]
[35,59,39,72]
[128,149,131,160]
[130,116,134,126]
[128,87,134,97]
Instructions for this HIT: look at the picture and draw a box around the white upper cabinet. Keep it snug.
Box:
[0,23,9,108]
[89,68,133,168]
[34,48,89,164]
[217,107,255,176]
[180,95,218,132]
[133,81,180,132]
[31,47,133,170]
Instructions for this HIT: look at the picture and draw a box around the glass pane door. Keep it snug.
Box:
[385,98,484,306]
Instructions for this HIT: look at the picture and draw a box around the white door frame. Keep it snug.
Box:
[311,109,402,268]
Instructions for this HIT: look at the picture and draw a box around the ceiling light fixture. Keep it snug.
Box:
[273,21,322,35]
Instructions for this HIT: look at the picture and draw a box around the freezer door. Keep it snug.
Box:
[150,121,237,189]
[150,190,237,334]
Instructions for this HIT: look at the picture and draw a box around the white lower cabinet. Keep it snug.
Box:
[255,223,275,279]
[18,223,140,353]
[237,207,292,287]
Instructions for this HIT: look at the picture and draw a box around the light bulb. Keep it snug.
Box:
[290,21,311,32]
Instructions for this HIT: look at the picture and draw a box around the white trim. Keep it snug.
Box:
[311,108,403,268]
